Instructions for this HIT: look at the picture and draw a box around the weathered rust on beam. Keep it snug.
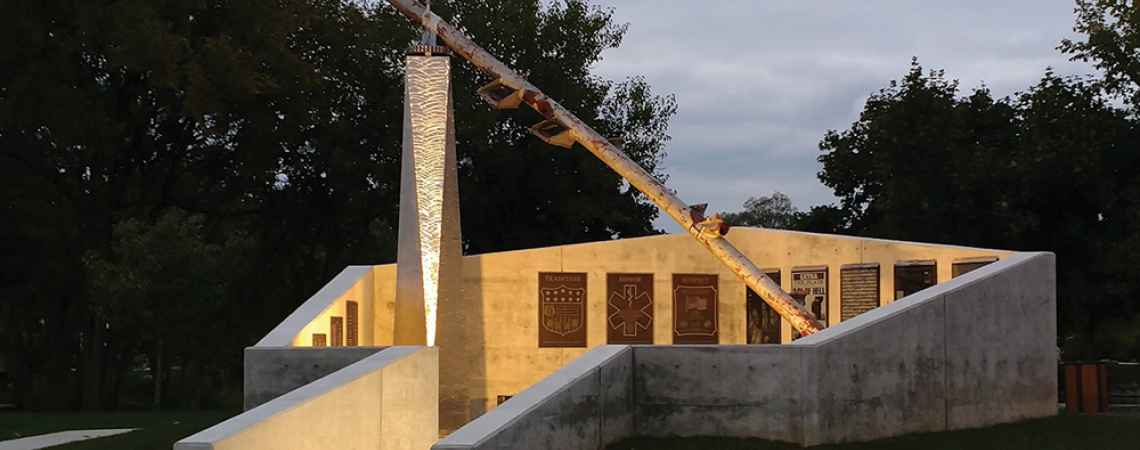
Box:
[383,0,824,336]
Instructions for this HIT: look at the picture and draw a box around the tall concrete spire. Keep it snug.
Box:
[394,26,469,433]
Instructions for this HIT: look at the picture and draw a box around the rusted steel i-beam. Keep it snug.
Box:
[384,0,824,336]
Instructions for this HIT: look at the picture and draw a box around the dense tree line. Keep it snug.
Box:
[0,0,674,410]
[726,0,1140,362]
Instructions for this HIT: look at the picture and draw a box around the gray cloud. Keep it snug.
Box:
[587,0,1095,233]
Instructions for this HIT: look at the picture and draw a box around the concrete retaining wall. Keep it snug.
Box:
[243,347,388,410]
[633,345,805,442]
[433,346,633,450]
[177,347,438,450]
[435,252,1055,447]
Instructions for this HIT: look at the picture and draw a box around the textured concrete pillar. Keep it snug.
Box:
[395,45,469,433]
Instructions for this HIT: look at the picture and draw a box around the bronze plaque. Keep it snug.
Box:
[330,316,344,347]
[747,269,782,344]
[791,267,828,340]
[606,273,654,344]
[791,267,828,326]
[312,333,327,347]
[346,300,359,347]
[538,272,587,348]
[895,261,936,300]
[841,264,880,321]
[673,274,718,344]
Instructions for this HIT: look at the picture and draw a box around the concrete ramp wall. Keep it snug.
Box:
[243,347,388,410]
[434,252,1056,447]
[177,347,438,450]
[433,346,633,450]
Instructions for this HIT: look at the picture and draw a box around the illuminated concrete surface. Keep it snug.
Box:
[177,347,437,450]
[394,53,462,348]
[273,228,1015,417]
[433,346,632,450]
[394,51,468,432]
[428,252,1055,448]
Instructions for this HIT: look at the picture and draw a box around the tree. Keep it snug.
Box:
[816,60,1140,362]
[0,0,675,409]
[721,192,800,229]
[1060,0,1140,106]
[432,0,675,253]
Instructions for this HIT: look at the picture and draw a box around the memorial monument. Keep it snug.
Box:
[174,2,1058,448]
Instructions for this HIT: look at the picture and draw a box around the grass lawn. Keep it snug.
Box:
[608,413,1140,450]
[0,410,237,450]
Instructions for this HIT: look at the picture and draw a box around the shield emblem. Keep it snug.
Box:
[541,285,585,336]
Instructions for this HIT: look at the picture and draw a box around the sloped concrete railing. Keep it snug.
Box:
[433,345,634,450]
[176,347,438,450]
[433,252,1056,448]
[257,266,375,348]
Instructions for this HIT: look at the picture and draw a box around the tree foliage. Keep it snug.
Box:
[720,192,799,230]
[0,0,674,409]
[816,58,1140,361]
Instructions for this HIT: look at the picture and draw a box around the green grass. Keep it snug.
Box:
[0,410,237,450]
[608,413,1140,450]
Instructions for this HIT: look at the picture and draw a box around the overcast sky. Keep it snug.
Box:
[586,0,1097,233]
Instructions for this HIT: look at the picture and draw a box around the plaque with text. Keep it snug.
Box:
[841,264,880,321]
[346,300,359,347]
[792,267,828,326]
[747,269,782,344]
[330,316,344,347]
[673,274,718,344]
[791,267,828,340]
[312,333,327,347]
[895,261,936,300]
[607,273,654,344]
[539,272,588,348]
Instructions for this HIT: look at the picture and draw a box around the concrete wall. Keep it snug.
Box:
[274,228,1018,423]
[451,229,1010,413]
[178,347,437,450]
[433,346,632,450]
[633,345,805,443]
[430,252,1055,447]
[243,347,388,410]
[797,252,1056,445]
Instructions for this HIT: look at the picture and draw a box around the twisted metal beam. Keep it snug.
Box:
[384,0,824,336]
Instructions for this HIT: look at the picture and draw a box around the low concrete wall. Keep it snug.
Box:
[437,252,1055,446]
[797,252,1055,445]
[243,347,388,410]
[633,345,805,443]
[433,345,632,450]
[177,347,438,450]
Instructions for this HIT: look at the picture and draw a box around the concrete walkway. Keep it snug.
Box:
[0,429,136,450]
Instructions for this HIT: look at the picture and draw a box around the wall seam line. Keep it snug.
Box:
[942,293,949,433]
